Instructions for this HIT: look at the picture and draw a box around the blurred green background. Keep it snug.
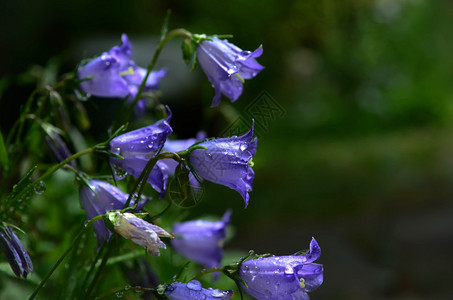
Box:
[1,0,453,299]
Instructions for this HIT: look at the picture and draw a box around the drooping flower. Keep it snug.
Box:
[171,210,231,270]
[239,238,324,300]
[108,211,172,256]
[164,280,233,300]
[109,114,173,197]
[0,226,33,278]
[77,34,166,115]
[80,180,149,245]
[189,123,257,206]
[44,128,74,166]
[197,36,264,106]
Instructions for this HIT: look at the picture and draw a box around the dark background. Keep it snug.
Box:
[1,0,453,299]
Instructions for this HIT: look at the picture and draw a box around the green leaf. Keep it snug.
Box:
[181,38,194,65]
[0,131,9,171]
[159,10,172,43]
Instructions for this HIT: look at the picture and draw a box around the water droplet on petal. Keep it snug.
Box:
[33,181,46,195]
[240,144,247,151]
[187,280,202,291]
[284,265,294,275]
[113,165,128,180]
[211,289,227,298]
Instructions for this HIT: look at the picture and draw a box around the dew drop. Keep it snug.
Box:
[211,289,227,298]
[240,144,247,151]
[33,181,46,195]
[112,147,121,155]
[284,266,294,275]
[187,280,202,291]
[115,291,123,298]
[113,165,128,180]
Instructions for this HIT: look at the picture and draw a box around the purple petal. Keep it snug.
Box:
[171,211,231,269]
[110,117,173,160]
[189,124,256,206]
[78,53,130,98]
[165,280,232,300]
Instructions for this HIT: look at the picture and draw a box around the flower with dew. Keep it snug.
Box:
[189,122,256,206]
[77,34,166,115]
[164,280,233,300]
[108,212,172,256]
[239,238,323,300]
[171,210,231,270]
[197,36,264,107]
[0,226,33,278]
[109,113,173,197]
[80,180,149,245]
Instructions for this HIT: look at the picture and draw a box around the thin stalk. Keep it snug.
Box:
[122,28,192,122]
[28,215,104,300]
[84,238,116,299]
[191,267,225,281]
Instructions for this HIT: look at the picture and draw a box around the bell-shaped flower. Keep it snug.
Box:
[108,212,172,256]
[164,280,233,300]
[239,238,323,300]
[189,123,257,206]
[197,37,264,106]
[77,34,166,115]
[109,114,173,197]
[171,210,231,270]
[80,180,149,245]
[44,128,75,166]
[0,226,33,278]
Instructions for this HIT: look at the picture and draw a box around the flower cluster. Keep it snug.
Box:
[0,23,326,300]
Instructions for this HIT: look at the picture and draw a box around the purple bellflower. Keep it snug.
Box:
[77,34,166,115]
[189,123,257,206]
[164,280,233,300]
[108,212,173,256]
[171,210,231,270]
[239,238,324,300]
[0,226,33,278]
[197,36,264,107]
[44,129,75,167]
[109,114,173,197]
[80,180,149,246]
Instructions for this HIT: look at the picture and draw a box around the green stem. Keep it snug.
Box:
[123,28,192,122]
[78,241,107,299]
[84,238,116,299]
[191,267,226,280]
[28,215,104,300]
[123,151,181,209]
